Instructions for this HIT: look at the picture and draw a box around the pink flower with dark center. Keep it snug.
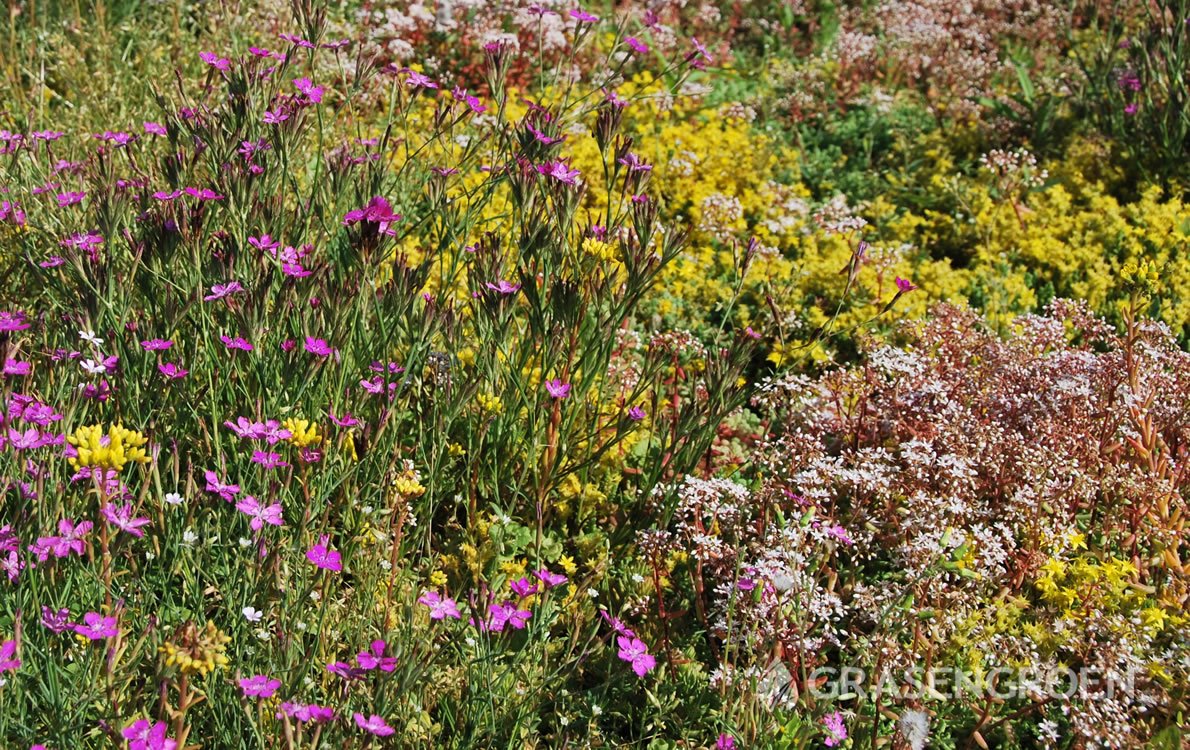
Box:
[56,192,85,207]
[895,277,917,293]
[141,338,173,351]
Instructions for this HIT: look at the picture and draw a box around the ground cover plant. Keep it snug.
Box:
[0,0,1187,748]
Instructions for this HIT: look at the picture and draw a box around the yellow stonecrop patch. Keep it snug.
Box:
[159,621,231,677]
[67,424,150,473]
[283,418,322,449]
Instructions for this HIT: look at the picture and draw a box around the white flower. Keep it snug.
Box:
[295,621,307,631]
[586,588,599,598]
[255,628,271,642]
[80,359,107,375]
[182,529,199,545]
[242,606,263,623]
[238,537,252,548]
[79,330,104,347]
[898,709,930,750]
[591,704,603,716]
[164,492,184,506]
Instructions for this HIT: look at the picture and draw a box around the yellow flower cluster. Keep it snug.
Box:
[159,621,230,677]
[283,418,322,448]
[67,424,151,473]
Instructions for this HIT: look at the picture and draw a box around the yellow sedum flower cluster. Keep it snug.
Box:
[67,424,151,473]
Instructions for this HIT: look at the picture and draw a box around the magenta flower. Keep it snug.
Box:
[199,51,232,71]
[263,109,290,124]
[158,362,188,380]
[235,496,284,530]
[327,660,365,680]
[544,379,571,399]
[204,281,244,302]
[144,121,167,136]
[153,190,182,202]
[293,77,324,103]
[353,713,396,737]
[220,335,254,351]
[55,191,85,207]
[418,590,462,620]
[401,69,438,89]
[0,311,30,332]
[570,8,599,22]
[625,36,649,54]
[599,609,636,637]
[484,279,521,296]
[3,359,31,376]
[342,195,402,235]
[823,711,848,747]
[616,635,656,677]
[510,577,539,597]
[141,338,173,351]
[0,639,19,672]
[537,161,581,185]
[100,503,151,538]
[248,234,280,252]
[716,734,736,750]
[73,611,118,641]
[203,470,240,501]
[238,674,282,698]
[535,568,568,588]
[304,337,336,357]
[356,640,397,672]
[184,187,224,201]
[41,607,72,634]
[122,719,178,750]
[251,450,290,470]
[278,702,336,723]
[306,535,342,571]
[894,277,917,293]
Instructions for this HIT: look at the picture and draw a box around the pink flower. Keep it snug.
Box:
[616,635,656,677]
[342,196,401,235]
[123,719,178,750]
[544,379,571,399]
[100,503,151,537]
[293,77,324,103]
[220,335,254,351]
[251,450,289,470]
[158,363,188,380]
[0,311,30,332]
[263,109,290,124]
[0,639,20,672]
[510,577,539,597]
[535,568,568,588]
[238,674,282,698]
[401,69,438,89]
[537,160,581,185]
[353,713,396,737]
[570,8,598,22]
[304,337,336,357]
[144,121,167,136]
[356,639,397,672]
[418,590,462,620]
[199,51,231,71]
[484,279,521,296]
[823,711,848,747]
[56,191,85,207]
[204,470,240,501]
[235,496,284,530]
[306,535,342,571]
[141,338,173,351]
[895,277,917,293]
[625,36,649,54]
[184,187,224,201]
[73,611,118,641]
[277,702,335,723]
[204,281,244,302]
[716,735,736,750]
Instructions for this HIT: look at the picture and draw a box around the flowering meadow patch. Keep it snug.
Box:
[0,0,1187,748]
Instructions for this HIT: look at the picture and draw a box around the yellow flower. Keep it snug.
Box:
[159,621,230,677]
[477,392,503,415]
[67,424,151,473]
[283,418,322,448]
